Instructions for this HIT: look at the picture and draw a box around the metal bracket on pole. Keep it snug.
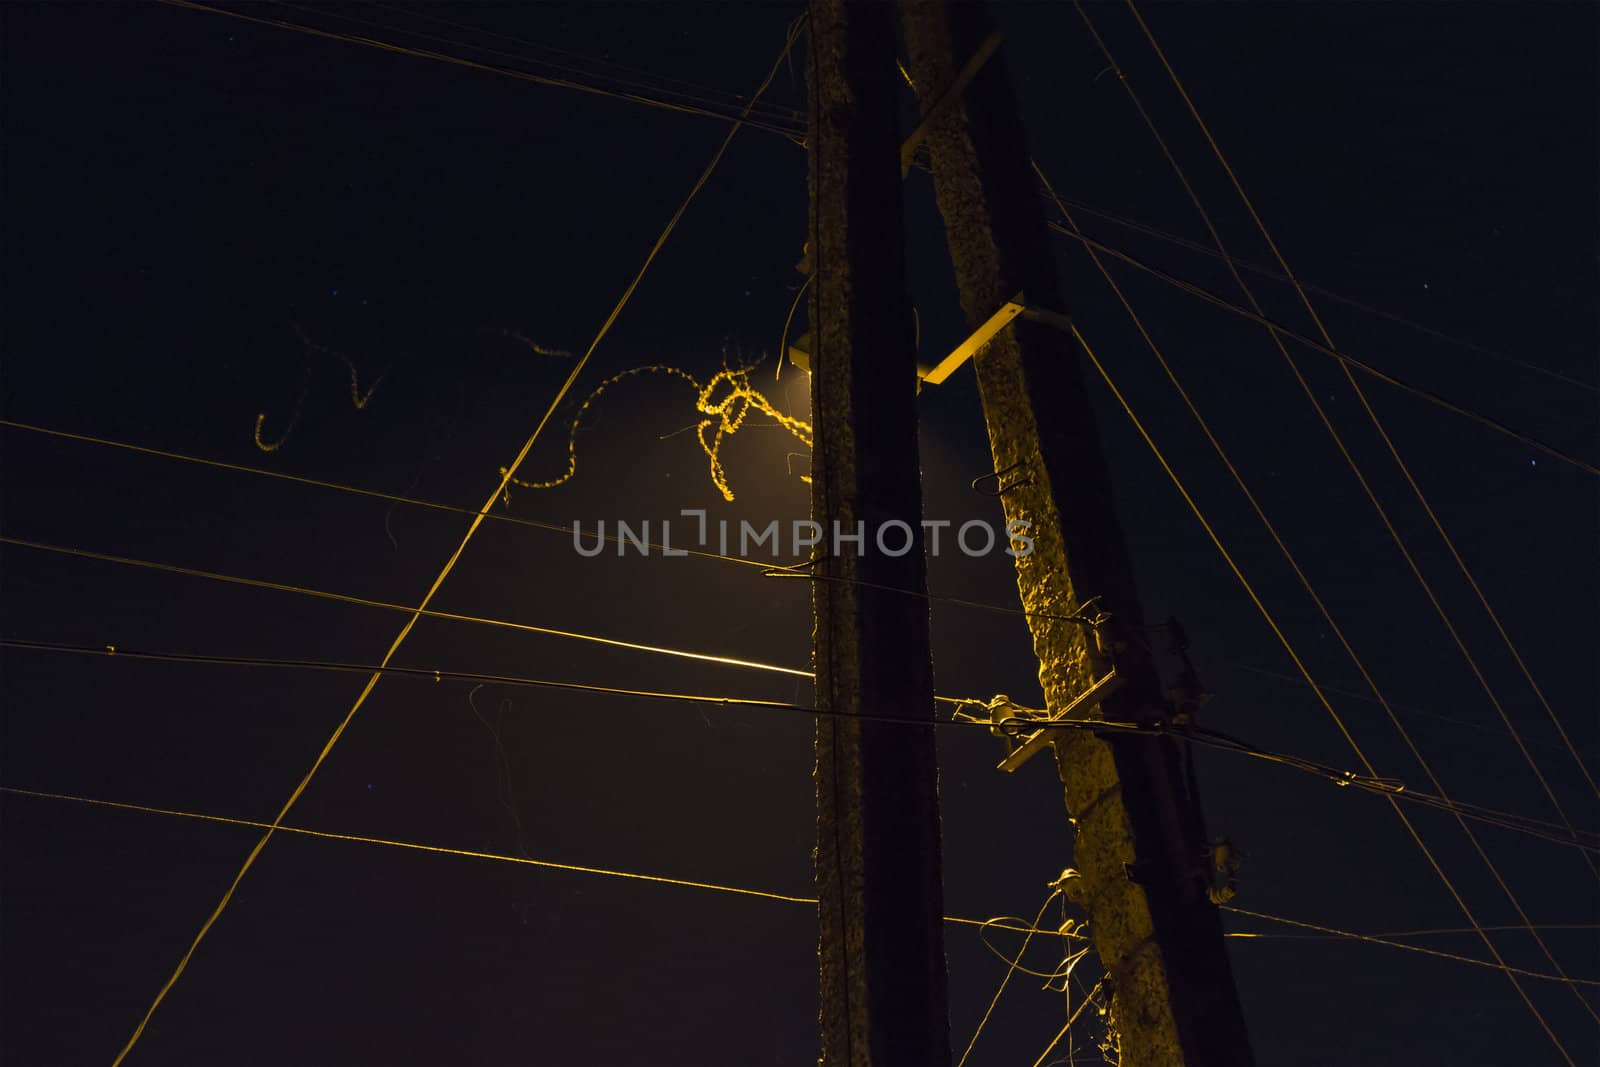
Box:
[991,668,1123,773]
[919,292,1026,385]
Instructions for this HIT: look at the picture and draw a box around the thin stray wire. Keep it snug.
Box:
[106,23,805,1065]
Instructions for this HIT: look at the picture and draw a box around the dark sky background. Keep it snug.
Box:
[2,2,1597,1065]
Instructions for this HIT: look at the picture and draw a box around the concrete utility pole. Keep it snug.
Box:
[807,1,952,1064]
[899,2,1254,1063]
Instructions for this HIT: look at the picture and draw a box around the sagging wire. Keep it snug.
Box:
[500,362,812,501]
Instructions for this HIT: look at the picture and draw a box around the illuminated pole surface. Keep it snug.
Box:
[900,1,1255,1062]
[807,0,952,1063]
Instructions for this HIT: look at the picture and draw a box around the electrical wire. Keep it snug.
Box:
[1030,981,1104,1067]
[1046,221,1600,477]
[0,419,775,569]
[362,0,805,123]
[276,1,807,132]
[1118,0,1600,814]
[773,275,811,384]
[0,536,813,680]
[24,776,1589,997]
[107,24,805,1065]
[1036,194,1598,395]
[0,785,1095,959]
[1042,224,1600,478]
[1056,307,1579,1058]
[1,418,1080,628]
[959,890,1061,1067]
[1066,5,1598,1047]
[1221,906,1600,987]
[1227,660,1600,760]
[1229,922,1600,941]
[157,1,806,144]
[5,635,1586,853]
[0,637,987,730]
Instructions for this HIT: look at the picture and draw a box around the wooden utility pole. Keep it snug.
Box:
[899,2,1254,1063]
[807,1,952,1064]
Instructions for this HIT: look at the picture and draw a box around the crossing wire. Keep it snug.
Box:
[1118,0,1600,813]
[271,0,807,133]
[1057,309,1578,1062]
[0,419,775,569]
[106,22,806,1065]
[1037,194,1599,395]
[1041,170,1600,873]
[1040,226,1600,478]
[1221,906,1600,986]
[6,635,1591,852]
[1071,2,1599,1047]
[0,535,813,679]
[1,418,1086,625]
[158,0,806,143]
[7,785,1596,990]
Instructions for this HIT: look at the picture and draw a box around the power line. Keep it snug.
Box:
[1037,195,1599,395]
[362,0,803,120]
[1072,2,1597,1048]
[1122,0,1600,832]
[1229,922,1600,941]
[1116,0,1600,817]
[0,784,1098,941]
[0,536,813,680]
[0,419,775,569]
[1055,296,1579,1053]
[1043,224,1600,478]
[157,0,807,143]
[7,635,1587,853]
[107,24,806,1065]
[1227,660,1600,761]
[959,888,1065,1067]
[1029,982,1104,1067]
[1042,167,1600,859]
[271,0,807,132]
[10,783,1594,993]
[0,637,968,728]
[0,419,1093,627]
[1222,906,1600,987]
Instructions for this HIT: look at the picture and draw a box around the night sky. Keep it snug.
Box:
[2,2,1597,1065]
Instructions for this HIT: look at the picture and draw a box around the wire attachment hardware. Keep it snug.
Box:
[971,458,1033,497]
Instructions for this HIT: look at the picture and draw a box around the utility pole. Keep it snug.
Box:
[807,1,952,1063]
[898,2,1254,1063]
